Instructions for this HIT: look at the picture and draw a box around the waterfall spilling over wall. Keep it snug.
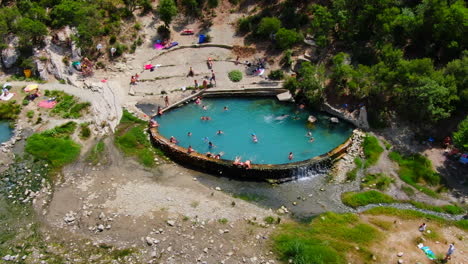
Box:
[292,159,331,179]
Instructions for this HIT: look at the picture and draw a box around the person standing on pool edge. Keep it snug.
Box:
[288,152,294,160]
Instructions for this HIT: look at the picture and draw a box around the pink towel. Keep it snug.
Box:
[154,44,164,50]
[38,100,57,109]
[145,64,153,70]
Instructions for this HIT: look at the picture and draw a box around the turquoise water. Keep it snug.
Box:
[0,121,13,143]
[155,98,353,164]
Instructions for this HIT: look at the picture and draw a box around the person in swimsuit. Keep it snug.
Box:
[288,152,294,160]
[187,145,194,154]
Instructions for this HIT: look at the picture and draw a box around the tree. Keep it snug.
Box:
[275,27,301,50]
[257,17,281,37]
[453,116,468,150]
[157,0,177,28]
[445,52,468,108]
[309,4,334,47]
[17,17,47,45]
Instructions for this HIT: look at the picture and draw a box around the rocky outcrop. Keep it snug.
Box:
[321,101,370,130]
[1,36,20,69]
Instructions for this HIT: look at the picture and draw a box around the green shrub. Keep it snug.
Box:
[257,17,281,37]
[268,69,284,80]
[80,123,91,139]
[25,123,81,168]
[342,191,396,208]
[157,25,170,39]
[453,116,468,150]
[264,216,275,224]
[237,17,252,33]
[208,0,219,8]
[26,110,34,119]
[0,102,21,120]
[133,23,142,31]
[281,49,293,67]
[228,70,243,82]
[22,99,29,106]
[275,28,302,50]
[408,201,465,215]
[363,135,384,168]
[109,35,117,44]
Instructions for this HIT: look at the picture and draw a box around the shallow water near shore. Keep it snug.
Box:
[0,121,13,143]
[155,98,353,164]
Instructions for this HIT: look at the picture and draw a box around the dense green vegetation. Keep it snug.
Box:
[234,0,467,131]
[341,190,396,208]
[453,115,468,150]
[115,110,156,167]
[362,135,384,168]
[274,212,380,264]
[389,151,440,197]
[0,101,21,120]
[342,191,465,215]
[25,122,81,168]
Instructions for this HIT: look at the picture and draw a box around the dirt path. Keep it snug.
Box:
[362,214,467,264]
[43,137,280,263]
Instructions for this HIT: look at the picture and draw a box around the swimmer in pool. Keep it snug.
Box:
[217,130,223,135]
[309,137,315,143]
[306,131,312,137]
[275,114,289,121]
[202,105,207,110]
[208,141,216,148]
[223,106,228,111]
[252,134,258,143]
[288,152,294,160]
[170,136,178,144]
[188,132,192,136]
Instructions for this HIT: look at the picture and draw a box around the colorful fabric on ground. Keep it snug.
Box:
[24,84,39,92]
[38,100,57,109]
[421,246,436,260]
[154,43,164,50]
[0,92,14,101]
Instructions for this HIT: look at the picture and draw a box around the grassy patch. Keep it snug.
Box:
[218,218,228,224]
[115,110,157,167]
[342,191,465,215]
[342,191,396,208]
[45,90,91,118]
[273,212,380,264]
[368,218,393,231]
[228,70,243,82]
[363,135,384,168]
[361,173,394,191]
[79,122,91,139]
[26,110,34,119]
[86,140,106,165]
[389,151,440,197]
[408,201,465,215]
[346,158,363,181]
[0,101,21,120]
[25,122,81,168]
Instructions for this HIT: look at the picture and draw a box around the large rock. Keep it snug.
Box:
[35,58,49,81]
[1,47,19,69]
[46,50,68,80]
[1,36,19,69]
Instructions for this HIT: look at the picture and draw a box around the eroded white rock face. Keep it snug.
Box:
[1,36,20,69]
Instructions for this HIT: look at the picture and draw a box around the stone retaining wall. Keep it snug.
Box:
[321,101,370,130]
[149,127,352,182]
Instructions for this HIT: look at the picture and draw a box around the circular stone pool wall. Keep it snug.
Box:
[149,97,354,182]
